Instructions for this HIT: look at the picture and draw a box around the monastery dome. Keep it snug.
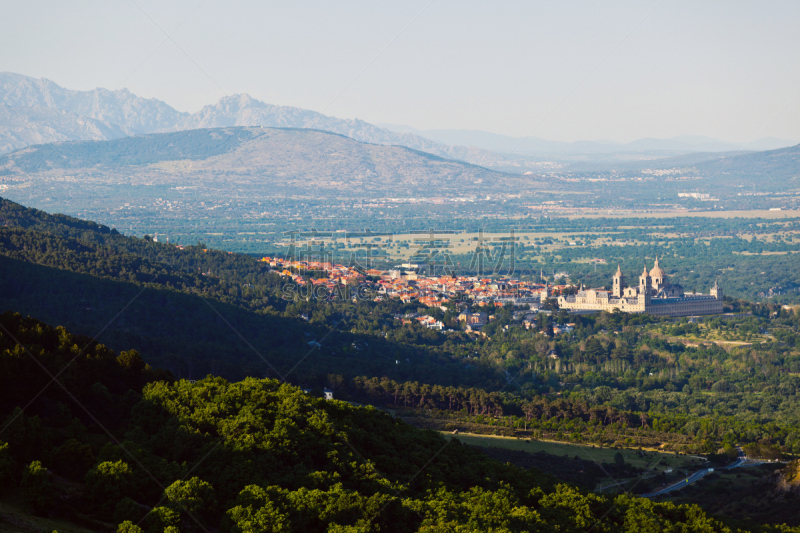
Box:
[649,257,665,279]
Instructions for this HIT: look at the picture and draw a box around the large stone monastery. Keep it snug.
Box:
[557,257,723,316]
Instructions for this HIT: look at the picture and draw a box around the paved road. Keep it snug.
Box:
[724,447,747,470]
[642,469,712,497]
[642,446,765,498]
[724,446,769,470]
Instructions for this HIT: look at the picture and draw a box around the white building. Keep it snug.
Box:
[558,258,723,317]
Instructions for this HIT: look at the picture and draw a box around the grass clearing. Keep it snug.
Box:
[664,335,756,347]
[443,432,703,470]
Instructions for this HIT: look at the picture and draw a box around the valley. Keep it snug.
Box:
[0,59,798,531]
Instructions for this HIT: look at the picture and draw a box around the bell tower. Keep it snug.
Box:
[639,264,652,299]
[540,282,551,303]
[612,264,624,298]
[710,278,723,301]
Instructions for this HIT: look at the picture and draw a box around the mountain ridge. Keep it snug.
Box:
[0,73,502,164]
[4,72,794,167]
[0,103,127,154]
[0,72,186,136]
[0,126,540,199]
[379,123,798,155]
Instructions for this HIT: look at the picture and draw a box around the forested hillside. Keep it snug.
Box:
[0,312,796,532]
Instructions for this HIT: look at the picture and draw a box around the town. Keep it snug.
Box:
[261,253,725,334]
[262,255,564,332]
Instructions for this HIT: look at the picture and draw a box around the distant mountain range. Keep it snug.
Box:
[380,124,798,156]
[0,104,126,153]
[0,72,497,163]
[3,72,795,165]
[0,72,183,136]
[179,93,512,164]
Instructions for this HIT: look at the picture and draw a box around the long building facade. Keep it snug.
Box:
[557,257,723,317]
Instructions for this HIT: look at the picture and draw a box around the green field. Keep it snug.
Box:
[444,433,704,470]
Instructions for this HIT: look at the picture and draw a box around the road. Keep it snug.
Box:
[641,469,712,497]
[724,446,769,470]
[724,446,747,470]
[642,446,767,498]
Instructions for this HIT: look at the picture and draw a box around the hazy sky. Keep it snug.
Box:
[2,0,798,143]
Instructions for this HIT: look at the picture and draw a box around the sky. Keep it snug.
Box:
[1,0,798,143]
